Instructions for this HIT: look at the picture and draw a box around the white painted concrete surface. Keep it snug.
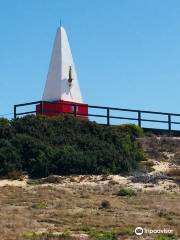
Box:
[42,27,83,103]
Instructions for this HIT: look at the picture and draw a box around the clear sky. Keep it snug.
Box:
[1,0,180,121]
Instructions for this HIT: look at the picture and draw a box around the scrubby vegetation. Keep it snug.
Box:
[99,200,111,209]
[116,188,136,197]
[131,172,168,184]
[31,201,48,209]
[0,183,179,240]
[166,168,180,184]
[0,115,145,178]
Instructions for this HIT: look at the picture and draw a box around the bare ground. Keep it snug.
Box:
[0,136,179,240]
[0,174,179,240]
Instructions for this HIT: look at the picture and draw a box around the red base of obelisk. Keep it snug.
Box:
[36,100,88,119]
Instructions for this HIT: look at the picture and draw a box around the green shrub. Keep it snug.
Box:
[113,124,144,138]
[0,139,12,148]
[138,160,154,173]
[41,175,63,184]
[6,170,23,180]
[117,227,134,236]
[155,234,178,240]
[117,188,136,197]
[0,115,145,177]
[32,201,47,209]
[0,147,21,176]
[89,229,115,240]
[145,160,155,167]
[0,118,14,139]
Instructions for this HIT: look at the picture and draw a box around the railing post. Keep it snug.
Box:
[74,104,77,117]
[168,114,171,133]
[107,108,110,125]
[138,111,141,127]
[14,105,17,119]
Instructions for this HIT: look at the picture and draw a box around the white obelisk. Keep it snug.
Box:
[42,26,83,103]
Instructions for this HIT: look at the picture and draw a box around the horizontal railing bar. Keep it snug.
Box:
[108,116,169,124]
[109,116,169,124]
[110,107,180,116]
[140,118,168,124]
[15,101,42,107]
[15,101,85,107]
[87,113,107,118]
[110,116,137,121]
[171,121,180,125]
[87,105,109,110]
[16,110,36,116]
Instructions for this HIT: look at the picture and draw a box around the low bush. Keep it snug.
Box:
[89,230,115,240]
[131,172,168,184]
[145,160,155,167]
[157,209,172,220]
[112,124,144,138]
[117,188,136,197]
[6,170,23,180]
[0,115,145,178]
[41,175,63,184]
[99,200,111,209]
[0,147,22,176]
[155,234,178,240]
[138,160,154,173]
[32,201,47,209]
[117,227,134,236]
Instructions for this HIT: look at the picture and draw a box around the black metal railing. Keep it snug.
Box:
[14,100,180,133]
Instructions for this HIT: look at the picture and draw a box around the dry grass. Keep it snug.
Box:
[166,168,180,184]
[0,181,179,240]
[166,168,180,177]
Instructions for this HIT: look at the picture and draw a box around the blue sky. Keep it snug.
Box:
[1,0,180,122]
